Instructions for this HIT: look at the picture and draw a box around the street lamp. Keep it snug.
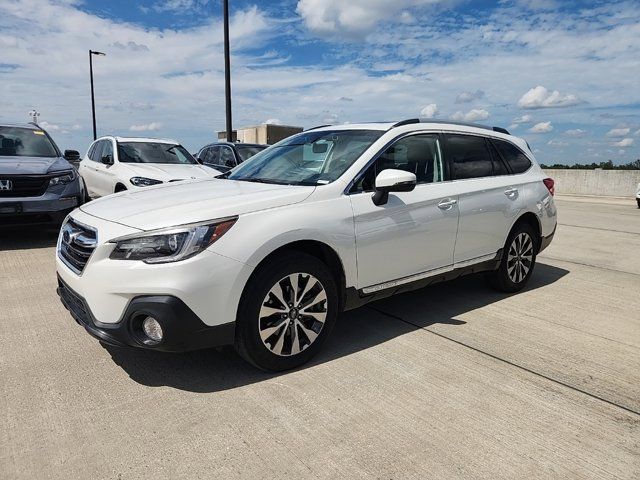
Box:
[89,50,106,141]
[223,0,233,142]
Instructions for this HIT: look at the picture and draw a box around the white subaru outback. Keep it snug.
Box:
[56,120,557,371]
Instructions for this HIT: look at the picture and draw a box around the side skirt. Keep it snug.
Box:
[344,251,502,311]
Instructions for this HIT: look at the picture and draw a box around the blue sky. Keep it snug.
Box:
[1,0,639,164]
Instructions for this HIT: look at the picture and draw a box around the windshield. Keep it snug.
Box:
[117,142,197,164]
[236,145,267,162]
[227,130,383,185]
[0,126,58,158]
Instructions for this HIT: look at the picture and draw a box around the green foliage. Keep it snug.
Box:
[540,159,640,170]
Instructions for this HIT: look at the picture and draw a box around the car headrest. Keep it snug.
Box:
[2,138,15,149]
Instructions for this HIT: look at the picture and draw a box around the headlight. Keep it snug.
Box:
[109,217,237,264]
[130,177,162,187]
[49,170,76,186]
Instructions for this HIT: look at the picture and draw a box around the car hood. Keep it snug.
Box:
[80,178,315,231]
[120,163,217,181]
[0,156,72,175]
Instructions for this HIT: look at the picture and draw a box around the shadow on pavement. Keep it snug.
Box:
[0,226,59,250]
[104,262,569,393]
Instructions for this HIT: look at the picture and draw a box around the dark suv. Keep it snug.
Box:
[0,123,84,226]
[195,141,267,172]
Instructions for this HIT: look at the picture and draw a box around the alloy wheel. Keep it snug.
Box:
[258,273,328,356]
[507,232,534,283]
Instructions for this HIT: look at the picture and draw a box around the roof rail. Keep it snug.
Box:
[391,118,420,128]
[390,118,510,135]
[304,124,332,131]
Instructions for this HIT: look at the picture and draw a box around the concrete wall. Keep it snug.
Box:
[542,169,640,197]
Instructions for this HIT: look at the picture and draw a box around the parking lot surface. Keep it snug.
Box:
[1,197,639,479]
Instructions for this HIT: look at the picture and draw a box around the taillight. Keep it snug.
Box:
[543,178,555,196]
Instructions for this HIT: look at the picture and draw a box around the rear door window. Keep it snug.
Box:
[491,138,532,174]
[445,134,494,180]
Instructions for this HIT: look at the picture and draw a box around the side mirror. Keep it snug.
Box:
[101,154,113,165]
[64,149,80,162]
[372,169,416,206]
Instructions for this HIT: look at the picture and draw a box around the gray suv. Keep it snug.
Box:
[0,123,84,226]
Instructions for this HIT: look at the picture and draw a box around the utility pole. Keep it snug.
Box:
[223,0,233,142]
[89,50,106,140]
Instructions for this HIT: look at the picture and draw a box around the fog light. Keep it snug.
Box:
[142,316,163,342]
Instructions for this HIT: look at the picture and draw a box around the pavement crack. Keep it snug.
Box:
[539,256,640,277]
[367,305,640,417]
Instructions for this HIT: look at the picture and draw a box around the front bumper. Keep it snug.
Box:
[0,195,79,226]
[57,275,235,351]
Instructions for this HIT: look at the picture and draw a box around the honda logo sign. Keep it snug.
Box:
[0,179,13,191]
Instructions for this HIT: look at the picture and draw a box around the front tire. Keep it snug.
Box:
[235,252,338,371]
[487,222,537,293]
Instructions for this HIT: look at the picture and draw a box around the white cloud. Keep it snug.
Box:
[39,121,61,131]
[512,114,532,124]
[296,0,446,38]
[455,90,484,103]
[613,138,633,148]
[518,86,581,109]
[606,127,630,137]
[264,118,282,125]
[129,122,163,132]
[419,103,438,118]
[529,121,553,133]
[450,109,490,122]
[547,138,568,147]
[564,129,586,137]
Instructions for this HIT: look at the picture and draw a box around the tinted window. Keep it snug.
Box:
[487,141,509,176]
[91,141,104,162]
[220,147,236,167]
[236,145,266,161]
[0,126,58,158]
[201,147,218,165]
[87,143,96,161]
[354,134,444,192]
[117,142,197,164]
[492,139,532,174]
[101,140,113,162]
[445,134,493,180]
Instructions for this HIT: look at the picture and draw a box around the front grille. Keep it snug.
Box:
[0,175,51,197]
[57,277,92,326]
[58,218,97,274]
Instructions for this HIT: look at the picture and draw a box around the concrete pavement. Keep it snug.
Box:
[1,197,639,479]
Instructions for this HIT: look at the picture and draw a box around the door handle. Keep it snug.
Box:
[437,198,457,210]
[504,187,518,196]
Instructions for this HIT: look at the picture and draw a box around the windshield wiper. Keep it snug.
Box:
[235,178,284,185]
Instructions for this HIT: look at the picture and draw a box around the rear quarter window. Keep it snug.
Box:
[492,139,532,174]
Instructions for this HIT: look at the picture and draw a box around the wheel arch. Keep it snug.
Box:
[114,182,127,193]
[245,239,348,312]
[508,211,542,251]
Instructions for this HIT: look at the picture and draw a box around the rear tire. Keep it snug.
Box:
[235,252,338,371]
[636,199,640,208]
[487,222,537,293]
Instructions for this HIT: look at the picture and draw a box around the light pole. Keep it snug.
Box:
[89,50,106,140]
[223,0,233,142]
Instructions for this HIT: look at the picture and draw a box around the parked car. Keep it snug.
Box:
[56,119,557,371]
[636,182,639,208]
[0,122,84,226]
[79,136,220,199]
[196,141,268,172]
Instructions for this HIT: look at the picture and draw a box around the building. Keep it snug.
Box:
[218,124,303,145]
